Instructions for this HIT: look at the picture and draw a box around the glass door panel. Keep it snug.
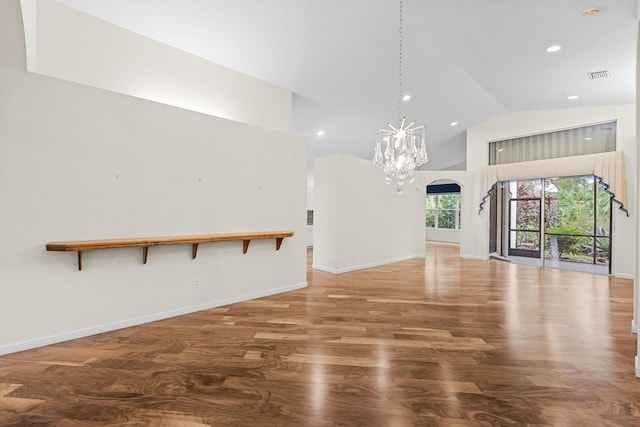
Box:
[595,181,611,266]
[508,180,542,258]
[543,175,611,270]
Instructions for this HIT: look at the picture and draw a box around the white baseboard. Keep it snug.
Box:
[311,264,335,273]
[0,281,307,357]
[313,254,425,275]
[460,254,489,261]
[614,273,634,280]
[632,319,638,334]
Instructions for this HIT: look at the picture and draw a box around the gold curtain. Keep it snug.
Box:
[479,151,628,215]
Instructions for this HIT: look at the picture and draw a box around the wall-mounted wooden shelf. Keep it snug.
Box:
[46,231,293,270]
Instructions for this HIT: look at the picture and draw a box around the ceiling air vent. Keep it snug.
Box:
[588,70,610,80]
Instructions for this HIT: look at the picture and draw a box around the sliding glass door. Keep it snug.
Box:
[543,176,611,269]
[499,175,611,273]
[508,180,542,258]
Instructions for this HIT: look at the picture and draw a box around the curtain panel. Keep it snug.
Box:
[479,151,628,215]
[488,121,616,165]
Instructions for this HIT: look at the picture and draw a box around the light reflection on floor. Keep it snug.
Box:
[507,255,609,275]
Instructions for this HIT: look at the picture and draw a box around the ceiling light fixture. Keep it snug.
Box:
[567,95,579,100]
[373,0,427,194]
[402,94,411,101]
[583,7,601,17]
[546,45,562,53]
[450,121,458,127]
[317,130,325,136]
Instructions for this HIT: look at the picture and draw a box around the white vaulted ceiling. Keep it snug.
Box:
[56,0,637,170]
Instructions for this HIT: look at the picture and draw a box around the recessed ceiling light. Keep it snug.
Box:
[402,94,411,102]
[316,130,325,136]
[567,95,579,100]
[497,149,504,153]
[585,137,593,141]
[546,45,562,53]
[450,121,458,127]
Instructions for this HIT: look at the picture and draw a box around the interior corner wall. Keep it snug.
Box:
[466,105,636,277]
[634,0,639,378]
[312,155,425,274]
[307,174,314,247]
[24,0,291,134]
[0,0,307,355]
[425,229,460,244]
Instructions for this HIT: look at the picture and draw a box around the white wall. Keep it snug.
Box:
[0,0,307,355]
[20,0,292,134]
[313,154,425,274]
[634,0,639,377]
[426,229,460,243]
[466,105,636,277]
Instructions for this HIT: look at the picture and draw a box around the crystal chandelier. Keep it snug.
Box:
[373,0,428,194]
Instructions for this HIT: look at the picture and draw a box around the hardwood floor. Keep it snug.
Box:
[0,242,638,426]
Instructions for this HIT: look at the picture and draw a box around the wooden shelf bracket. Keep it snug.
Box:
[192,243,199,259]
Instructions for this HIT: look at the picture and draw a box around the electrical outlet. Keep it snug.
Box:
[193,279,200,289]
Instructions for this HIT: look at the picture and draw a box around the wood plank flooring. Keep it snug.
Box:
[0,242,638,426]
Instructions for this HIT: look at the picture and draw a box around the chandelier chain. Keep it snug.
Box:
[398,0,403,123]
[373,0,428,194]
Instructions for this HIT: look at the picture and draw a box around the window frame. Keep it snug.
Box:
[426,193,461,230]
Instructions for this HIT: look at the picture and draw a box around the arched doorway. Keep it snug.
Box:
[426,179,463,246]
